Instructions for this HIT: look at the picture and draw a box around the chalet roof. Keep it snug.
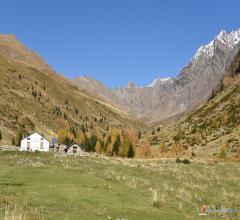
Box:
[65,143,84,150]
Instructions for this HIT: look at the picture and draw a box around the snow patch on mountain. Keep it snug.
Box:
[192,29,240,62]
[148,77,173,87]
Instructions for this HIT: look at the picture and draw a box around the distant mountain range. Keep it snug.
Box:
[73,29,240,122]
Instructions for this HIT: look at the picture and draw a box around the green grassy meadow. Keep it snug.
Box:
[0,152,240,220]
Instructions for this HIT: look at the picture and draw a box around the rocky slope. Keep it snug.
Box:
[74,29,240,122]
[153,49,240,159]
[0,35,140,143]
[73,76,127,111]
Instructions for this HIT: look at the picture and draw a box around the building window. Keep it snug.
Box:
[27,142,30,151]
[41,138,43,141]
[40,142,44,149]
[73,147,77,154]
[27,138,30,140]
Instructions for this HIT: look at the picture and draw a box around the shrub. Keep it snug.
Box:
[75,108,79,114]
[159,143,168,153]
[176,158,182,163]
[182,159,191,164]
[176,158,190,164]
[138,131,141,139]
[152,201,164,208]
[218,148,227,159]
[34,151,41,156]
[191,126,197,134]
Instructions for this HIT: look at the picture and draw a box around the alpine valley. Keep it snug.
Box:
[0,29,240,160]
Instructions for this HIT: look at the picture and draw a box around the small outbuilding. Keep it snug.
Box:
[54,144,67,155]
[64,143,85,156]
[20,133,49,152]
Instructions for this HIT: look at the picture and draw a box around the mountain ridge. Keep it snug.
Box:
[74,28,240,122]
[0,34,53,72]
[0,36,140,143]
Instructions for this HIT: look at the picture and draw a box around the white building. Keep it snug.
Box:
[20,133,49,152]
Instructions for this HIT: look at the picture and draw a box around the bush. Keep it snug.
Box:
[176,158,190,164]
[176,158,182,163]
[191,126,197,134]
[152,201,164,208]
[182,159,191,164]
[34,151,41,156]
[218,148,227,159]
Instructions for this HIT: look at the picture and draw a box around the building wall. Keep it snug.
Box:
[20,133,49,152]
[54,144,67,154]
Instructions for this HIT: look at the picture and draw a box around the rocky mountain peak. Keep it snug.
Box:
[192,29,240,63]
[217,29,240,48]
[127,82,138,89]
[0,34,17,42]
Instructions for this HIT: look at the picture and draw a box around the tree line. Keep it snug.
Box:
[57,127,135,158]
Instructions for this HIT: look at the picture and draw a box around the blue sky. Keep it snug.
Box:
[0,0,240,88]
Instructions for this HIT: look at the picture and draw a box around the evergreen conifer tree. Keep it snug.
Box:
[127,143,135,158]
[16,131,23,146]
[12,137,15,146]
[112,134,121,156]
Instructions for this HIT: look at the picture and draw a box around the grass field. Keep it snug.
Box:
[0,152,240,220]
